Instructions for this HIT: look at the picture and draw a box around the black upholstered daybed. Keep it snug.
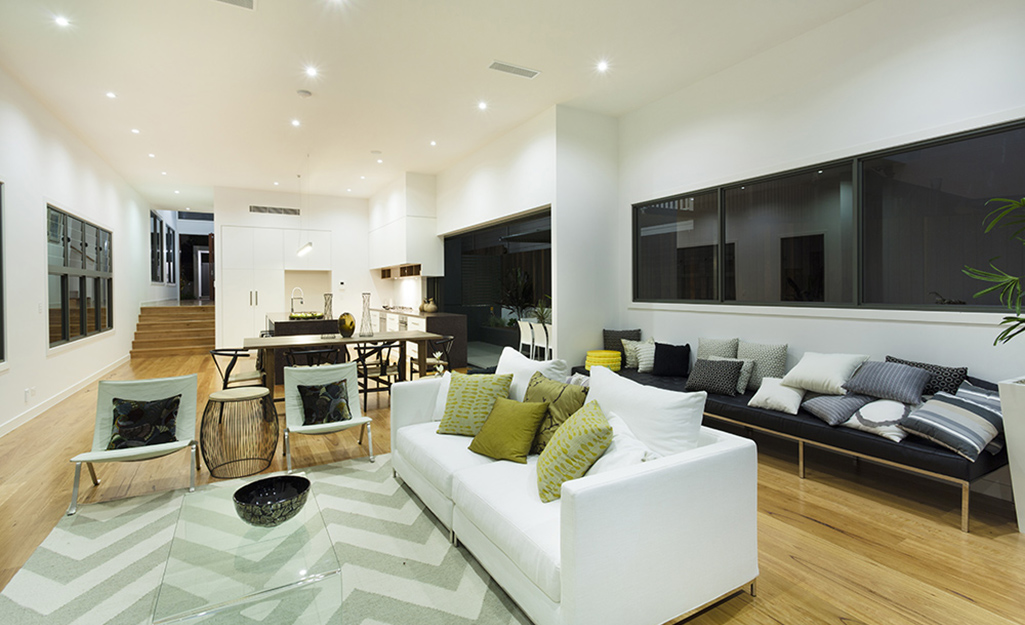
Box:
[570,366,1009,532]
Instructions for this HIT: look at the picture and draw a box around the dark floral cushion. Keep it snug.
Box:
[107,395,181,450]
[297,379,352,425]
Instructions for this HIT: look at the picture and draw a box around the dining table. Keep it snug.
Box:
[242,330,445,398]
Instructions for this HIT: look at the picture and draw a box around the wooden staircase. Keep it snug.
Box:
[130,305,215,358]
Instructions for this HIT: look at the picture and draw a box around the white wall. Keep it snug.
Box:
[617,0,1025,384]
[212,187,378,346]
[0,64,172,437]
[436,107,557,236]
[552,106,619,362]
[176,214,214,237]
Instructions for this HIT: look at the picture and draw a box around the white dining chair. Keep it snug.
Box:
[517,320,535,358]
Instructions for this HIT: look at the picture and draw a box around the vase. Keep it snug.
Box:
[358,292,373,337]
[423,298,438,313]
[337,312,355,338]
[998,376,1025,533]
[323,293,333,319]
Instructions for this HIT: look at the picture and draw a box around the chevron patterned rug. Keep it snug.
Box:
[0,455,531,625]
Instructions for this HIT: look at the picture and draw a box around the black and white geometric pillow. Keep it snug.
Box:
[696,337,739,360]
[738,340,788,390]
[885,355,968,396]
[685,358,744,396]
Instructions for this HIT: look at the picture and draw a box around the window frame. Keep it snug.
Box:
[632,118,1025,313]
[47,205,113,347]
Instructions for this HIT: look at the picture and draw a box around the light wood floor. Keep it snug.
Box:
[1,354,1024,624]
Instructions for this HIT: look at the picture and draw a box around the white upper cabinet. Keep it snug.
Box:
[368,173,442,274]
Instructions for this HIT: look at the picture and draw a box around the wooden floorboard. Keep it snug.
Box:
[1,354,1023,624]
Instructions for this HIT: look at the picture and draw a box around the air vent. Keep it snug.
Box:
[212,0,255,9]
[249,205,299,216]
[489,61,540,79]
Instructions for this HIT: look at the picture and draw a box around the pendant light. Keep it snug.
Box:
[296,156,313,257]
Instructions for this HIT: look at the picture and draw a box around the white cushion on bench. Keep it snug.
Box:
[453,457,563,603]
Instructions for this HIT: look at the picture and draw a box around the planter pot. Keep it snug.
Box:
[998,377,1025,533]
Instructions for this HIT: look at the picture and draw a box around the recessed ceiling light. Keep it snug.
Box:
[106,92,116,99]
[174,190,180,194]
[55,16,70,27]
[347,188,352,192]
[478,101,488,111]
[817,170,824,174]
[305,66,318,77]
[377,159,383,164]
[597,60,610,73]
[185,207,191,211]
[291,119,301,127]
[148,153,155,158]
[360,176,365,180]
[161,171,167,175]
[131,128,140,134]
[274,181,279,186]
[430,141,437,146]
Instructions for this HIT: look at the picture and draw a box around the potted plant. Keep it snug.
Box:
[964,196,1025,532]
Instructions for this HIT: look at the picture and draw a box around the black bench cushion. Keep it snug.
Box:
[570,366,1008,482]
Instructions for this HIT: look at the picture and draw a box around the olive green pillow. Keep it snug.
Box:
[468,397,550,463]
[536,400,613,503]
[437,372,514,436]
[524,371,589,455]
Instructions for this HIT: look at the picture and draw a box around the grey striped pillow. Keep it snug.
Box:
[900,392,1003,461]
[802,393,874,426]
[842,360,930,404]
[636,341,657,373]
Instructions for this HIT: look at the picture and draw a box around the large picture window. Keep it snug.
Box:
[150,212,164,283]
[48,206,112,346]
[633,120,1025,312]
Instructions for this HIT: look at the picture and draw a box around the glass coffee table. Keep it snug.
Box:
[152,473,341,624]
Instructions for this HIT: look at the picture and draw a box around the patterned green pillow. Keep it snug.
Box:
[437,372,514,436]
[297,379,352,425]
[524,371,588,454]
[536,400,613,503]
[107,395,181,450]
[468,397,549,463]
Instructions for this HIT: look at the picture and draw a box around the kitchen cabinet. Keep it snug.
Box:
[371,308,467,370]
[218,225,330,348]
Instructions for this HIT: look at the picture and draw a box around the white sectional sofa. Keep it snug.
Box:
[391,363,759,625]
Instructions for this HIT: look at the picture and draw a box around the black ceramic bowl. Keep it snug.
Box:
[233,475,311,527]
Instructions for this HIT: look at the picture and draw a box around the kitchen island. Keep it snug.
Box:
[370,308,467,369]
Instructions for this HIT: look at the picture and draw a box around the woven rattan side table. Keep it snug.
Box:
[200,386,278,478]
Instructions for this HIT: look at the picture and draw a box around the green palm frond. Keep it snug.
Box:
[965,196,1025,345]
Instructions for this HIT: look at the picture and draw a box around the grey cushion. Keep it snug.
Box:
[685,358,743,397]
[696,337,739,360]
[885,355,968,396]
[604,329,641,367]
[709,356,755,394]
[900,389,1003,462]
[802,393,874,426]
[737,340,788,390]
[842,360,931,404]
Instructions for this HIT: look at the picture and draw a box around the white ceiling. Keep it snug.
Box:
[0,0,872,212]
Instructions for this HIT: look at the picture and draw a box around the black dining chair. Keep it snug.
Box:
[354,341,402,411]
[410,335,454,378]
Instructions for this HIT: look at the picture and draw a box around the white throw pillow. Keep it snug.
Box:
[841,399,913,443]
[747,378,805,415]
[781,352,869,395]
[431,371,452,421]
[636,342,657,373]
[495,346,569,402]
[586,413,661,476]
[587,365,706,456]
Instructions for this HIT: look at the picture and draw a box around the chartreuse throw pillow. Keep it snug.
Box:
[107,395,181,450]
[536,400,613,503]
[468,397,549,463]
[297,379,352,425]
[525,371,589,454]
[437,372,514,436]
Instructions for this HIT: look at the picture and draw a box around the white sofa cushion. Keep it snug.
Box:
[496,347,570,401]
[586,365,706,457]
[395,422,493,498]
[586,413,661,476]
[451,457,562,603]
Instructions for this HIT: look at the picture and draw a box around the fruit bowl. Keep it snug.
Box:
[288,312,324,320]
[233,475,311,527]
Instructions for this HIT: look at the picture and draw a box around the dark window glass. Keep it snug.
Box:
[724,165,854,304]
[166,227,176,284]
[634,191,719,301]
[151,213,163,282]
[48,274,65,344]
[47,206,112,346]
[863,128,1025,307]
